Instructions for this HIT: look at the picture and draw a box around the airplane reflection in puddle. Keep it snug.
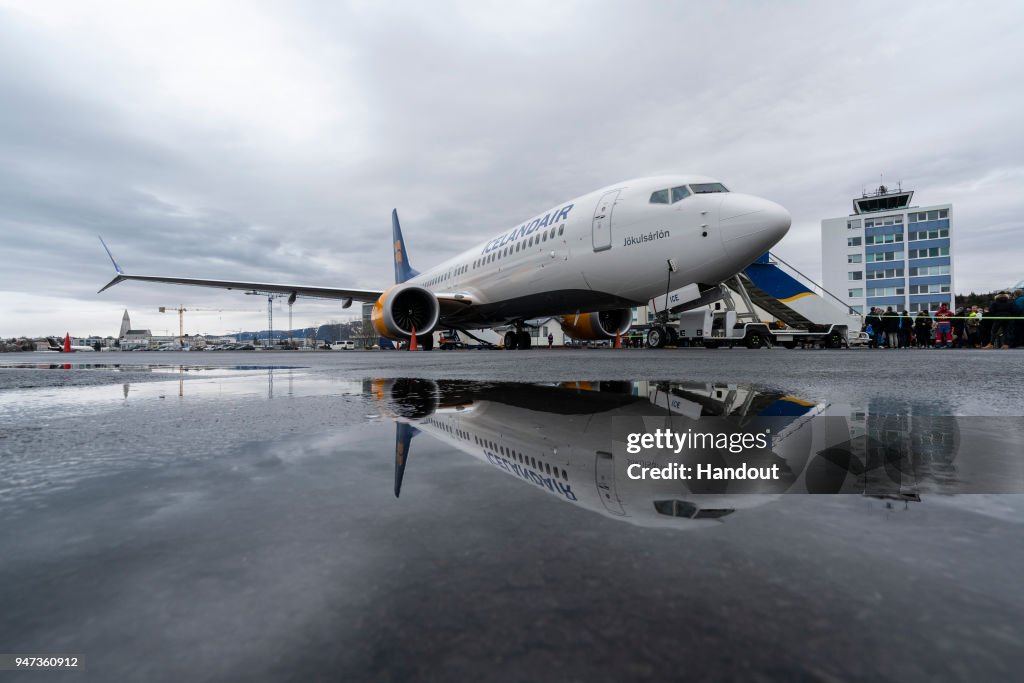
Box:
[371,379,926,529]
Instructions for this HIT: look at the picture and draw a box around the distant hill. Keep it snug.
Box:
[235,321,362,343]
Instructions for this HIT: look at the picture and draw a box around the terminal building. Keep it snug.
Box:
[821,185,954,314]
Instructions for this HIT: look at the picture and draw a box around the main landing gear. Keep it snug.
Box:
[503,323,532,350]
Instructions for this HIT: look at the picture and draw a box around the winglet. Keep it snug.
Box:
[97,236,127,293]
[391,209,420,284]
[98,236,123,274]
[98,274,127,294]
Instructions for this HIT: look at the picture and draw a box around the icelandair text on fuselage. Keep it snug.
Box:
[625,428,779,480]
[481,204,574,255]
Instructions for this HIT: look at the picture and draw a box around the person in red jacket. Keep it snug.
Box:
[935,303,954,348]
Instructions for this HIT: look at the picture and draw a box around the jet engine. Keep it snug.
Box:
[371,285,441,340]
[558,309,632,340]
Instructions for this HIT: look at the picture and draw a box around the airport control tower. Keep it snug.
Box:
[821,185,954,314]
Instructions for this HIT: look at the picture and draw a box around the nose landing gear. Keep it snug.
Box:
[503,324,533,350]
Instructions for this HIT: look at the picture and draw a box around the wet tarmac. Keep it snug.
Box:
[1,349,1022,682]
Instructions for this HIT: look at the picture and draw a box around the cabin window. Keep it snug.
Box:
[649,189,670,204]
[671,186,691,203]
[549,227,556,239]
[689,182,729,194]
[558,225,564,236]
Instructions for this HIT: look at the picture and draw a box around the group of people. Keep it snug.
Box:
[863,290,1024,349]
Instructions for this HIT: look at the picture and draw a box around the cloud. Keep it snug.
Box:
[1,0,1022,336]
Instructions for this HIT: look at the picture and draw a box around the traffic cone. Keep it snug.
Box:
[615,331,621,349]
[62,333,72,353]
[409,325,417,351]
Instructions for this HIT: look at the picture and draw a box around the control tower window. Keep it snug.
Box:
[649,189,670,204]
[690,182,730,194]
[671,186,691,203]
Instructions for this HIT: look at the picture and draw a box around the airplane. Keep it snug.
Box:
[377,378,865,529]
[98,175,790,349]
[45,336,96,352]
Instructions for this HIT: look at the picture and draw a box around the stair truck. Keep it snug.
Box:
[646,253,861,349]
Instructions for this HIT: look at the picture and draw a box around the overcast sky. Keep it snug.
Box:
[1,0,1022,337]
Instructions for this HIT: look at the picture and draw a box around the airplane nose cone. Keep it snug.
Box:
[719,194,791,257]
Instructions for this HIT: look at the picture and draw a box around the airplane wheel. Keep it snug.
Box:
[518,331,532,349]
[647,327,666,348]
[504,331,519,350]
[665,327,679,346]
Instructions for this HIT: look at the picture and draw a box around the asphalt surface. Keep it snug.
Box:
[1,349,1022,682]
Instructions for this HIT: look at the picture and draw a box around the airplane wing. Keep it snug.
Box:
[97,237,383,303]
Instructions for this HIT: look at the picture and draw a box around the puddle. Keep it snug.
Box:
[0,375,1021,681]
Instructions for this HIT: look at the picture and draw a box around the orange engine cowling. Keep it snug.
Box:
[558,309,632,340]
[371,285,441,339]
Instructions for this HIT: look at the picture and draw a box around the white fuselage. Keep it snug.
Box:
[398,380,840,530]
[406,175,790,327]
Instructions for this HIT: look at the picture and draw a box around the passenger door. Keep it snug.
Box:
[592,190,619,252]
[595,451,625,515]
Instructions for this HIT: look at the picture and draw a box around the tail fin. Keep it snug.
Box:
[392,209,419,284]
[393,422,420,497]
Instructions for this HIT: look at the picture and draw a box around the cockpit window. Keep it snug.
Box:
[671,185,691,203]
[653,500,698,518]
[689,182,730,194]
[649,189,670,204]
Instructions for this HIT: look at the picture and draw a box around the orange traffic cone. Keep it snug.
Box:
[614,331,621,349]
[409,325,417,351]
[62,333,72,353]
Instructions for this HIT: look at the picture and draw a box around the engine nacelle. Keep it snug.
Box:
[558,309,632,340]
[371,285,441,339]
[366,378,441,419]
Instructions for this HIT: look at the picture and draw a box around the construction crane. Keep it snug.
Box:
[245,291,298,348]
[158,305,256,346]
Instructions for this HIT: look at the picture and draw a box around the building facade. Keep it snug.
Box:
[118,310,153,348]
[821,186,953,314]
